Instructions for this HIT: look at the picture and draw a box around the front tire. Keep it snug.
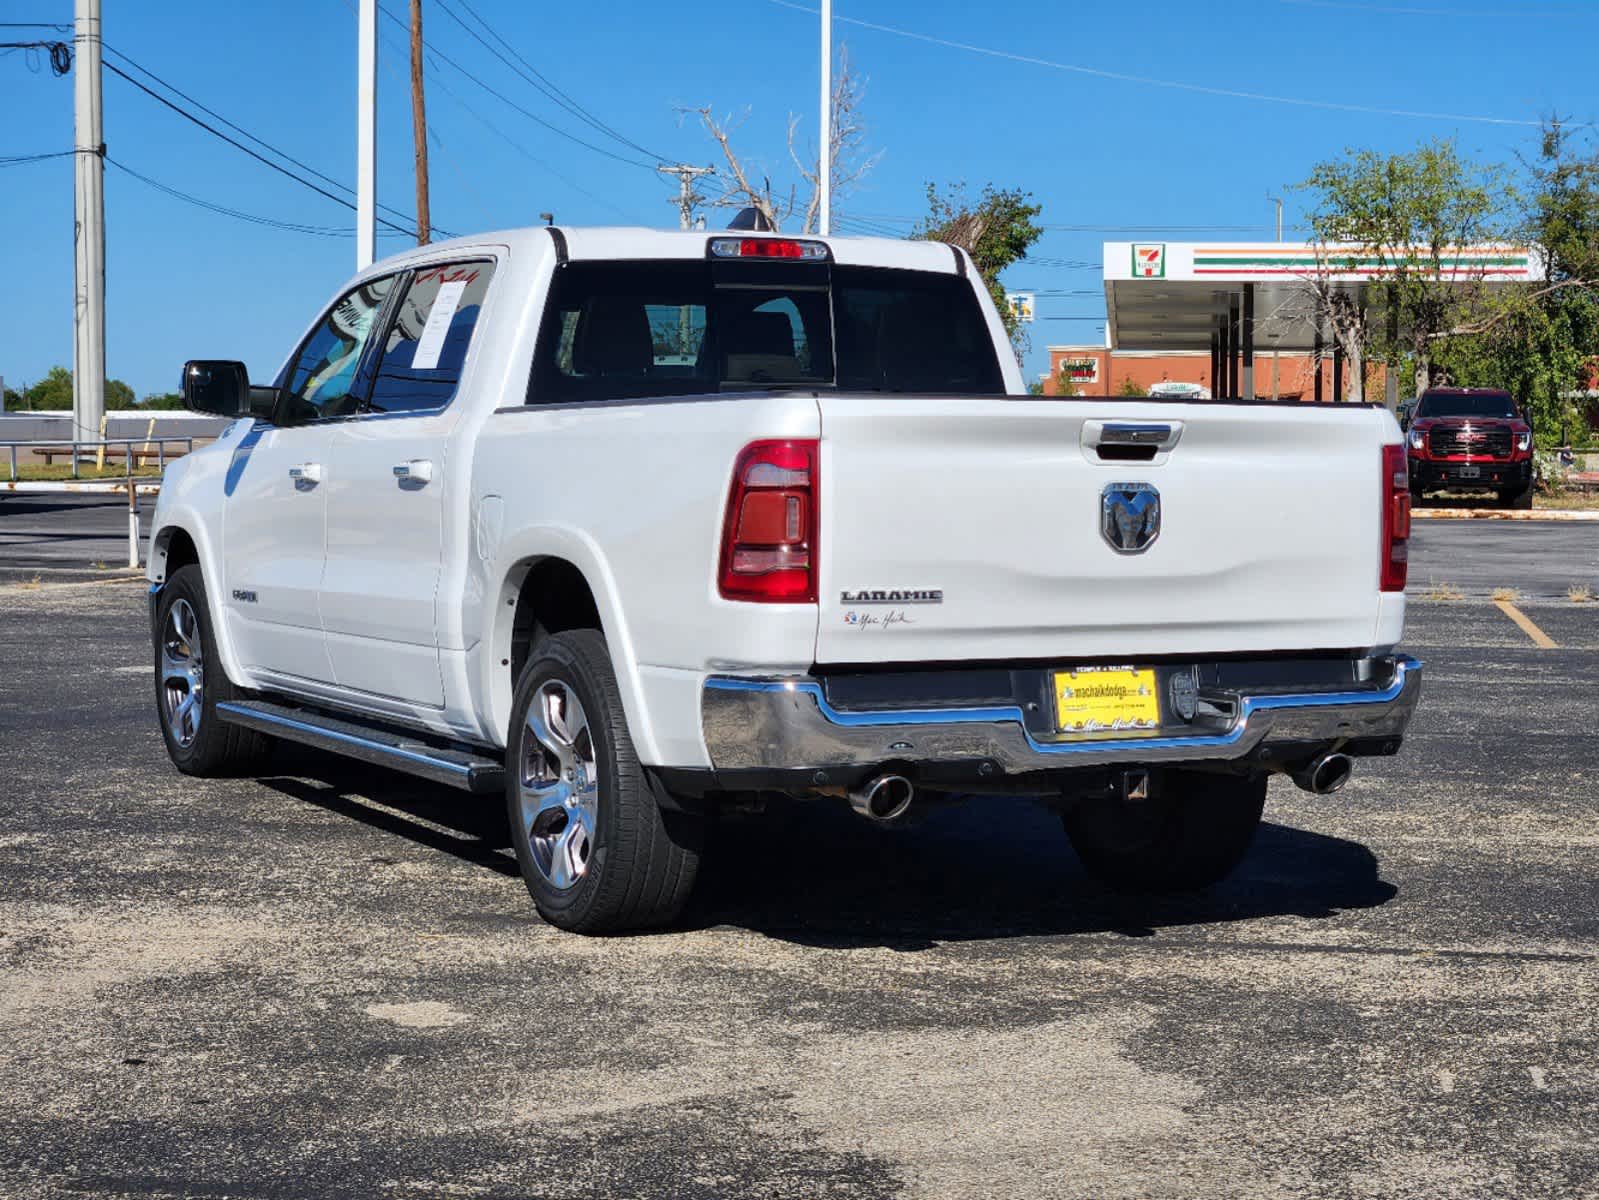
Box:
[153,564,274,776]
[1501,485,1534,510]
[507,629,702,934]
[1063,770,1267,893]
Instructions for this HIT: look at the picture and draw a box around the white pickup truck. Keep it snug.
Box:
[148,226,1421,933]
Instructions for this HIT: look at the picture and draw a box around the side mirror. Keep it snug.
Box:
[181,361,284,423]
[181,360,250,417]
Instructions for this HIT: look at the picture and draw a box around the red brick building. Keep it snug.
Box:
[1043,345,1385,401]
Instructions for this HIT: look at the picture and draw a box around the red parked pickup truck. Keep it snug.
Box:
[1406,388,1534,509]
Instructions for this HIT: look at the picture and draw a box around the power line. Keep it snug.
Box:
[444,0,666,162]
[103,59,436,240]
[108,155,408,238]
[0,38,71,74]
[1281,0,1590,16]
[824,211,1302,235]
[0,150,75,166]
[766,0,1587,130]
[102,44,450,237]
[348,0,640,222]
[374,1,656,169]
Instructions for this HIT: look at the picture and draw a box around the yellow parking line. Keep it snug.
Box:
[1494,599,1558,649]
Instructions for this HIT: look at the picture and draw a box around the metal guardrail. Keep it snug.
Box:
[0,437,191,570]
[2,436,194,482]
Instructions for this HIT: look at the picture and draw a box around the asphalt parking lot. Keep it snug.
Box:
[2,522,1598,1198]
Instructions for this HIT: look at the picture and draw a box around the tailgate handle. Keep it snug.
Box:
[1099,423,1172,445]
[1084,421,1182,462]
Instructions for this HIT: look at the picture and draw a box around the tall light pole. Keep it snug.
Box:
[357,0,377,268]
[818,0,831,236]
[72,0,105,443]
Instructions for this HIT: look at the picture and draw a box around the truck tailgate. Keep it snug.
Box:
[815,397,1391,665]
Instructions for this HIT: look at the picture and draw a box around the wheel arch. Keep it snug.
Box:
[482,529,657,762]
[148,513,250,691]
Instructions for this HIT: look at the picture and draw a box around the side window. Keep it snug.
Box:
[281,275,396,424]
[366,261,496,415]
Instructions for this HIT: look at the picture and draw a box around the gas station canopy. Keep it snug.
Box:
[1101,241,1542,400]
[1104,241,1541,352]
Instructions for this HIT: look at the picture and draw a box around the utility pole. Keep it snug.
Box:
[409,0,430,245]
[357,0,377,268]
[1268,193,1283,400]
[657,163,714,230]
[818,0,831,236]
[658,164,713,356]
[72,0,105,444]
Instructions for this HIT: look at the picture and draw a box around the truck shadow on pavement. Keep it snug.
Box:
[684,796,1399,950]
[258,750,1397,950]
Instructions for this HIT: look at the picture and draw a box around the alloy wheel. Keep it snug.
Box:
[160,598,205,747]
[518,679,599,891]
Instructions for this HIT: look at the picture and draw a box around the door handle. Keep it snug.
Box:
[288,462,323,484]
[393,459,434,484]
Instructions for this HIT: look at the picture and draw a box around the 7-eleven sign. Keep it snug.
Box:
[1132,243,1166,278]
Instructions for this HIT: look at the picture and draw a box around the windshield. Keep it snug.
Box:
[529,260,1005,403]
[1416,392,1517,419]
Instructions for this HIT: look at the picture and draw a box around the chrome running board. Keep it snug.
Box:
[216,700,505,794]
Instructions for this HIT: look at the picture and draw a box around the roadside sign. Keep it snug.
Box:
[1008,292,1036,323]
[1132,244,1166,278]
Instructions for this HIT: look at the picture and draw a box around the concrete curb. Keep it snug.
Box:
[1413,508,1599,522]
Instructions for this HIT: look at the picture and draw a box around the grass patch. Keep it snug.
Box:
[1537,489,1599,512]
[1491,587,1520,603]
[1424,580,1465,602]
[6,463,163,482]
[1570,583,1594,604]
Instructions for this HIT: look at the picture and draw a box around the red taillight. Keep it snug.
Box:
[718,439,818,603]
[746,238,801,258]
[707,237,830,262]
[1381,443,1410,593]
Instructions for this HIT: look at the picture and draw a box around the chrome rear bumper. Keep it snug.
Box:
[701,655,1421,778]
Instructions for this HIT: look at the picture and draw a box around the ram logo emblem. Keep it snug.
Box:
[1101,482,1161,554]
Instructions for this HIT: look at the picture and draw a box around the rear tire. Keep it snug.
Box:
[153,564,275,776]
[1063,770,1267,893]
[506,629,702,934]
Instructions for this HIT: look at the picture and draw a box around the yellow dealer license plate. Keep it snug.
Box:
[1053,667,1160,733]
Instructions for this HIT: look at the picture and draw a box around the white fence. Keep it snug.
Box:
[0,410,230,442]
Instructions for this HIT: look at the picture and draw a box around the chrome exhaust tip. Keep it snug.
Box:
[849,774,915,822]
[1291,752,1354,795]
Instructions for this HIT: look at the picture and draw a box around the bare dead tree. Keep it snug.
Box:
[1270,250,1371,402]
[788,47,882,234]
[684,106,793,230]
[682,47,878,234]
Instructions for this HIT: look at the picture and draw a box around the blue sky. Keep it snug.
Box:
[2,0,1595,398]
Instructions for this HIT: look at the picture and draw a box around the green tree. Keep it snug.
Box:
[106,379,135,408]
[137,391,186,410]
[1295,139,1507,400]
[23,366,74,410]
[913,183,1043,344]
[1433,121,1599,443]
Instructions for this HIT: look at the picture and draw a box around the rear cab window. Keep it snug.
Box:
[528,257,1003,404]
